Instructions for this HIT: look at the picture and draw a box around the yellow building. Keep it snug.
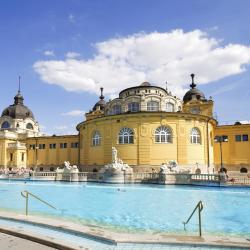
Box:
[0,75,249,174]
[214,124,250,173]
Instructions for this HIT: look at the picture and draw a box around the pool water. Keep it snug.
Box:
[0,180,249,237]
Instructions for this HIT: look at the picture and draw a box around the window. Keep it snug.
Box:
[60,143,67,148]
[235,135,241,142]
[166,102,174,112]
[10,153,13,162]
[21,153,25,161]
[26,123,33,130]
[243,134,248,141]
[29,144,35,150]
[1,121,10,129]
[38,144,45,149]
[50,167,55,172]
[92,131,101,146]
[39,167,44,172]
[240,167,248,173]
[190,128,201,144]
[128,102,139,112]
[71,142,79,148]
[111,105,121,115]
[155,126,173,143]
[147,101,159,111]
[118,127,134,144]
[49,143,56,149]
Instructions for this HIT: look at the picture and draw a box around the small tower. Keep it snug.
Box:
[182,74,214,117]
[85,87,106,121]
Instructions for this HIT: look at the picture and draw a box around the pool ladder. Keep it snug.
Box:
[21,190,57,216]
[183,201,203,237]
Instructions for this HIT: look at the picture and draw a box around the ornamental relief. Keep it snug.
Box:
[140,125,148,137]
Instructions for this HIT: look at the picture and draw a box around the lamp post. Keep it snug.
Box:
[214,135,228,172]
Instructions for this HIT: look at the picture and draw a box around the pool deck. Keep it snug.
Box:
[0,211,249,249]
[0,232,56,250]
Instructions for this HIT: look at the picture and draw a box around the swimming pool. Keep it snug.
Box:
[0,180,249,237]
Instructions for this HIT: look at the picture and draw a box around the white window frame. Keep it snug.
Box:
[128,102,139,112]
[118,127,134,144]
[166,102,174,112]
[112,105,122,115]
[155,126,173,143]
[92,131,101,146]
[190,128,201,144]
[147,101,159,111]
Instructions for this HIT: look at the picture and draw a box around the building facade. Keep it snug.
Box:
[0,75,249,173]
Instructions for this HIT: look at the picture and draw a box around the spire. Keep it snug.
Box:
[18,76,21,94]
[99,87,104,100]
[190,73,196,89]
[14,76,24,105]
[165,81,168,91]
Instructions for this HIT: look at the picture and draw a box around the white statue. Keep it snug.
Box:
[56,161,79,173]
[100,147,133,174]
[112,147,118,164]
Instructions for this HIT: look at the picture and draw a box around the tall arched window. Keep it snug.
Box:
[112,105,121,115]
[147,101,159,111]
[1,121,10,129]
[190,128,201,144]
[166,102,174,112]
[118,127,134,144]
[155,126,173,143]
[128,102,139,112]
[26,123,33,130]
[92,131,101,146]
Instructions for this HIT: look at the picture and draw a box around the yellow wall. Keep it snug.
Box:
[78,112,215,172]
[25,135,79,170]
[214,124,250,171]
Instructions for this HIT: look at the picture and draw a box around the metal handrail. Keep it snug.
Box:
[21,190,57,216]
[183,201,203,236]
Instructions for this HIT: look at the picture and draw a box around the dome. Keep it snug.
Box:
[183,74,206,103]
[1,91,34,119]
[93,87,106,111]
[140,82,151,87]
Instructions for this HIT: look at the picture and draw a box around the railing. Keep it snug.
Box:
[226,176,250,185]
[33,172,57,177]
[191,174,220,182]
[8,142,26,149]
[21,190,57,216]
[183,201,203,237]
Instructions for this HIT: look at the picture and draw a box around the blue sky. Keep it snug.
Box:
[0,0,250,134]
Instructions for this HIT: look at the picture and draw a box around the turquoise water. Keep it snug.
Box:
[0,180,250,237]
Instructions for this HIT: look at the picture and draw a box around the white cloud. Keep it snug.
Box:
[68,14,75,23]
[66,52,81,59]
[34,29,250,97]
[43,50,54,56]
[239,120,250,124]
[61,109,85,117]
[54,125,68,130]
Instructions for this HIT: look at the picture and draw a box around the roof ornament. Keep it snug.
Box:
[99,87,104,100]
[190,73,196,89]
[165,81,168,91]
[18,76,21,94]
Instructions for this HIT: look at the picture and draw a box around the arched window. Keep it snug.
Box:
[128,102,139,112]
[147,101,159,111]
[118,127,134,144]
[26,123,33,130]
[240,167,248,173]
[155,126,173,143]
[92,131,101,146]
[112,105,121,115]
[1,121,10,129]
[190,128,201,144]
[166,102,174,112]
